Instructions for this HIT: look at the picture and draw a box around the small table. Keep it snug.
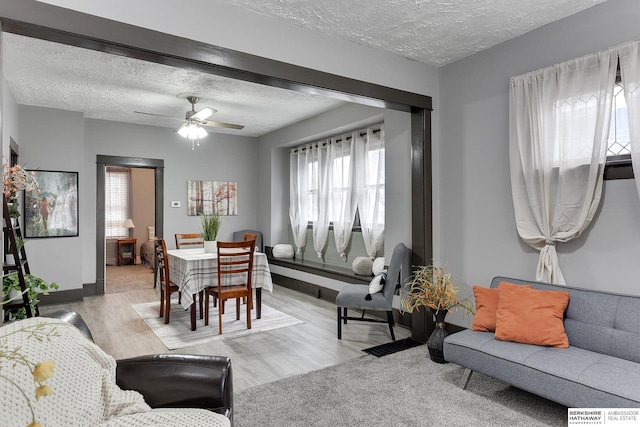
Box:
[117,238,137,266]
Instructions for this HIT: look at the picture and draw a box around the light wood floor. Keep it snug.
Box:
[39,284,411,392]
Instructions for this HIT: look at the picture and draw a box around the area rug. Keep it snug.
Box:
[131,299,304,350]
[234,345,567,427]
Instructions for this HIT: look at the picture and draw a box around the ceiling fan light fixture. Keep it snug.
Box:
[178,123,208,140]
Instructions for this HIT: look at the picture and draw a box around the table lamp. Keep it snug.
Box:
[124,218,135,238]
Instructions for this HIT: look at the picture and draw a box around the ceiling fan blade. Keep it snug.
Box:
[192,107,216,121]
[134,111,184,121]
[201,120,245,130]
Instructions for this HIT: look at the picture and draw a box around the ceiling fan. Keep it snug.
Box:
[134,95,245,134]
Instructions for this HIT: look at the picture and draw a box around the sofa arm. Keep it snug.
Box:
[115,354,233,422]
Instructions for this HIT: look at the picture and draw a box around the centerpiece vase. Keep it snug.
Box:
[426,309,449,363]
[203,240,217,253]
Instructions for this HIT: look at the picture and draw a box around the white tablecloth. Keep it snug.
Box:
[167,248,273,310]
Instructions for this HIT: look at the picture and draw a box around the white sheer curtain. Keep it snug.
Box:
[355,128,385,259]
[509,50,616,284]
[312,141,331,258]
[619,41,640,200]
[330,135,357,261]
[289,145,312,257]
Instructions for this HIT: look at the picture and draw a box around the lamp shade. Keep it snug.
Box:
[123,218,135,229]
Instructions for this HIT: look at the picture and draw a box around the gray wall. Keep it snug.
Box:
[438,0,640,327]
[15,108,259,291]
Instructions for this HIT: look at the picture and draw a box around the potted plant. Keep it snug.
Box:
[2,273,59,321]
[200,212,222,253]
[401,264,474,363]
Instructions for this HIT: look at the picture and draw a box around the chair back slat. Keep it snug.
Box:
[175,233,204,249]
[155,238,171,286]
[217,240,255,291]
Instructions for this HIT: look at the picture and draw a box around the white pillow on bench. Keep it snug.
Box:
[272,244,295,259]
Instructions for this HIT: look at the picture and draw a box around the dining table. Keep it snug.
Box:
[167,247,274,331]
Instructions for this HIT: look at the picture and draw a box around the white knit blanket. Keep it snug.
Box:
[0,317,230,427]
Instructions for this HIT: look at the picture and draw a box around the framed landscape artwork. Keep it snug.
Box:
[187,181,238,216]
[24,170,79,238]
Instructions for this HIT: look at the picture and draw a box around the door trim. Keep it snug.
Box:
[95,155,164,295]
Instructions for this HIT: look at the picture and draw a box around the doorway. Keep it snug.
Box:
[95,155,164,296]
[104,166,156,294]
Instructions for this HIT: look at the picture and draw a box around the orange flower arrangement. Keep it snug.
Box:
[401,264,474,315]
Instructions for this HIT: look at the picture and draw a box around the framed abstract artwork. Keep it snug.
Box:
[187,181,238,216]
[24,170,79,238]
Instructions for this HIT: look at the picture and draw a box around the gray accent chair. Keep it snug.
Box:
[336,243,411,341]
[232,229,263,252]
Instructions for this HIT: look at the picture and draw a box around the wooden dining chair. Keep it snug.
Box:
[155,238,180,324]
[175,233,204,249]
[204,240,256,334]
[243,232,258,244]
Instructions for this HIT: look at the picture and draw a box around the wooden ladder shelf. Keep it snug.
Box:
[3,195,34,318]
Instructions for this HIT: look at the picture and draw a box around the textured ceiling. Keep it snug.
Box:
[2,0,608,137]
[220,0,608,66]
[2,33,344,137]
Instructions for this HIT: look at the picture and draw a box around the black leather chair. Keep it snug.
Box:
[44,310,234,423]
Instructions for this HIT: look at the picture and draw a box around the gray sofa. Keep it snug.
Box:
[443,276,640,408]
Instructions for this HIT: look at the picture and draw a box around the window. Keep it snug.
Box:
[605,77,633,179]
[105,167,131,238]
[289,126,385,258]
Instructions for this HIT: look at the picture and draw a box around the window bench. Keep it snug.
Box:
[265,246,372,302]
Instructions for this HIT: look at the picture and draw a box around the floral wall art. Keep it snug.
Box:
[187,181,238,216]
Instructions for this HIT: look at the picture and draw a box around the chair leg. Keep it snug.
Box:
[246,294,252,330]
[236,298,241,320]
[218,298,224,335]
[198,290,204,319]
[159,289,165,318]
[204,292,210,326]
[386,311,396,341]
[343,308,348,324]
[164,288,171,324]
[178,291,182,305]
[337,306,342,339]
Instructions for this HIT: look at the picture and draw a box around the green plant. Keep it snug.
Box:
[2,273,59,320]
[401,264,474,316]
[200,212,222,241]
[8,201,20,218]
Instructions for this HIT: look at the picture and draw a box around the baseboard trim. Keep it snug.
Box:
[38,288,84,305]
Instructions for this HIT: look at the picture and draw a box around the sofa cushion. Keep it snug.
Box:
[471,283,531,332]
[495,282,570,348]
[444,329,640,406]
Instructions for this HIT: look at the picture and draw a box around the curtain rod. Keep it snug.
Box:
[293,127,382,153]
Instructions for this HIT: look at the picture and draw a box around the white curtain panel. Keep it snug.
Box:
[312,141,331,258]
[289,145,312,257]
[330,135,358,261]
[619,41,640,200]
[509,50,616,284]
[356,128,385,259]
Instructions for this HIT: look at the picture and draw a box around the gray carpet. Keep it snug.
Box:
[234,345,567,426]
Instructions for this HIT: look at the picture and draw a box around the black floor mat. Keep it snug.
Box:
[362,338,424,357]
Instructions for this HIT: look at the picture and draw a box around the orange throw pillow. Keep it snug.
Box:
[471,283,530,332]
[495,282,570,348]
